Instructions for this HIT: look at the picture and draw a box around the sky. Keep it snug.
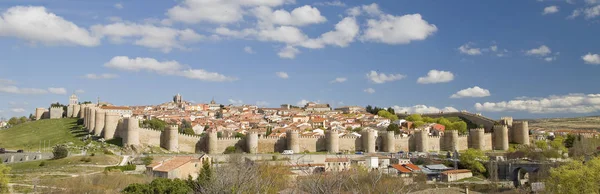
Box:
[1,0,600,120]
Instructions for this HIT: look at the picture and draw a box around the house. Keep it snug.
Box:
[418,164,454,181]
[334,106,365,114]
[351,156,391,171]
[292,116,309,123]
[146,155,211,179]
[0,121,7,128]
[429,124,445,136]
[324,158,350,172]
[310,117,327,128]
[390,163,421,177]
[101,106,133,117]
[441,169,473,182]
[303,102,332,112]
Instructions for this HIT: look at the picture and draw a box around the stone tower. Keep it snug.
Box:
[469,128,485,150]
[67,105,74,118]
[69,93,78,105]
[164,125,179,152]
[383,131,395,153]
[124,117,140,146]
[512,121,530,145]
[445,130,459,152]
[493,125,509,151]
[326,130,339,153]
[73,104,81,118]
[286,130,300,153]
[207,130,218,154]
[173,93,182,104]
[415,129,429,152]
[103,112,120,140]
[88,107,96,133]
[500,117,513,127]
[78,104,86,119]
[246,132,258,154]
[35,108,46,120]
[362,129,376,153]
[94,109,105,136]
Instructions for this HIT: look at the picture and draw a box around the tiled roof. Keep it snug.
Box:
[391,164,412,173]
[441,169,472,175]
[101,106,131,110]
[151,156,197,172]
[405,163,421,171]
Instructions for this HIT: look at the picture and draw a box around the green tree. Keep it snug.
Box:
[423,117,437,123]
[188,162,213,191]
[217,132,223,138]
[459,149,488,175]
[28,114,35,121]
[0,164,10,194]
[142,118,167,131]
[141,156,154,165]
[535,140,549,150]
[181,119,192,129]
[365,105,373,114]
[386,107,395,115]
[412,121,426,129]
[377,110,398,121]
[123,178,191,194]
[7,117,19,126]
[18,116,28,124]
[564,134,576,148]
[182,128,196,136]
[234,132,245,138]
[545,156,600,194]
[386,123,400,134]
[266,127,273,136]
[450,121,467,134]
[52,145,69,159]
[224,146,236,154]
[405,114,423,122]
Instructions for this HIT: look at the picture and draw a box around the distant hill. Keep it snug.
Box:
[527,116,600,131]
[0,118,86,151]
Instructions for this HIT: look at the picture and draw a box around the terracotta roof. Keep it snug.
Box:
[391,164,412,173]
[405,163,421,171]
[325,158,349,163]
[151,156,197,172]
[441,169,472,175]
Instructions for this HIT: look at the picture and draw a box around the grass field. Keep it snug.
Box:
[7,154,121,173]
[0,118,86,150]
[527,116,600,131]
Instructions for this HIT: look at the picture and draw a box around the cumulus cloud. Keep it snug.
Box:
[475,93,600,114]
[252,5,327,27]
[360,10,437,44]
[278,45,300,59]
[313,1,346,7]
[417,70,454,84]
[300,17,359,49]
[330,77,347,83]
[450,86,491,98]
[91,22,203,53]
[458,43,482,55]
[569,5,600,19]
[392,105,458,114]
[543,6,559,15]
[244,46,255,54]
[166,0,293,24]
[114,3,124,9]
[0,85,48,94]
[0,6,100,47]
[296,99,312,106]
[104,56,237,82]
[83,73,118,79]
[366,70,405,84]
[275,72,289,79]
[364,88,375,94]
[582,53,600,64]
[48,87,67,95]
[228,99,243,105]
[526,45,552,56]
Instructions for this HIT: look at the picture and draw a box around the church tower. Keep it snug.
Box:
[69,93,78,105]
[173,93,182,104]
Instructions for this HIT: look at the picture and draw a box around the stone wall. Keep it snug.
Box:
[427,136,441,151]
[49,107,64,119]
[179,134,202,153]
[216,137,244,153]
[394,136,410,152]
[297,136,326,152]
[257,137,286,153]
[339,136,361,152]
[457,135,469,151]
[139,128,162,147]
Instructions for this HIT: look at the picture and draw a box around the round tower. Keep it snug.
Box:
[123,117,140,146]
[103,112,120,140]
[79,104,86,119]
[164,125,179,152]
[447,130,459,152]
[326,130,339,153]
[493,125,509,151]
[500,117,513,127]
[83,107,88,128]
[67,105,74,118]
[415,129,429,152]
[207,130,218,154]
[384,131,395,153]
[286,130,300,153]
[35,108,45,120]
[88,107,96,133]
[246,132,258,154]
[362,129,376,153]
[512,121,530,145]
[469,128,485,150]
[73,104,81,118]
[94,109,105,136]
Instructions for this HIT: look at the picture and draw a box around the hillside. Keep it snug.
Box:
[527,116,600,131]
[0,118,86,150]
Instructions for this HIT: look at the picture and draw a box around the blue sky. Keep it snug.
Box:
[1,0,600,120]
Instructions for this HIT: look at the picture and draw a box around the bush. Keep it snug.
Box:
[141,156,154,166]
[39,161,46,167]
[90,153,96,157]
[80,157,92,163]
[272,155,278,161]
[103,149,114,155]
[224,146,236,154]
[105,164,136,172]
[52,145,69,159]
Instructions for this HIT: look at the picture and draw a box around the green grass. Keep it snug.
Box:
[455,176,485,182]
[7,154,121,172]
[0,118,86,150]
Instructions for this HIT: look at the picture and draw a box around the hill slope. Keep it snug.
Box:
[0,118,86,150]
[527,116,600,131]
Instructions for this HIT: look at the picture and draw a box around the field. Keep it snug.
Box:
[0,118,86,150]
[527,116,600,131]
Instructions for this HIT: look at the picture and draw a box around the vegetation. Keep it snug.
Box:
[545,156,600,193]
[0,118,84,150]
[141,118,167,131]
[569,136,600,158]
[52,145,69,159]
[377,110,399,121]
[123,178,191,194]
[459,149,488,175]
[405,114,468,134]
[141,156,154,165]
[7,155,120,173]
[105,164,136,172]
[386,123,400,134]
[7,116,29,126]
[38,172,152,194]
[180,119,196,135]
[224,146,237,154]
[0,164,9,194]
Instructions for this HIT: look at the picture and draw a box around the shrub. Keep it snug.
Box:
[80,157,92,163]
[39,161,46,167]
[224,146,236,154]
[103,149,114,155]
[141,156,154,166]
[90,153,96,157]
[52,145,69,159]
[105,164,136,172]
[272,155,278,161]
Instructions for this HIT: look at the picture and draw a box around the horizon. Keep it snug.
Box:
[1,0,600,120]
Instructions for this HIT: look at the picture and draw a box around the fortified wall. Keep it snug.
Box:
[74,107,526,154]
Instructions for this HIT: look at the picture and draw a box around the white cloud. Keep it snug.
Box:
[0,6,100,47]
[475,93,600,114]
[330,77,347,83]
[48,87,67,95]
[75,89,85,93]
[114,3,124,9]
[392,105,458,114]
[252,5,327,27]
[105,56,237,82]
[0,79,15,85]
[526,45,552,56]
[244,46,255,54]
[300,17,359,49]
[91,22,203,53]
[0,85,48,94]
[570,5,600,19]
[346,7,361,16]
[544,56,557,62]
[417,70,454,84]
[11,108,25,113]
[83,73,118,79]
[361,12,438,45]
[582,53,600,64]
[366,70,405,84]
[228,99,243,105]
[313,1,346,7]
[256,101,270,107]
[586,0,600,4]
[450,86,491,98]
[364,88,375,94]
[275,72,289,79]
[257,26,308,44]
[278,45,300,59]
[166,0,292,24]
[458,43,482,55]
[543,6,559,15]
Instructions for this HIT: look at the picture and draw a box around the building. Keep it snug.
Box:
[173,93,182,104]
[390,163,421,177]
[101,106,133,117]
[146,155,211,179]
[303,102,332,112]
[208,99,221,111]
[324,158,350,172]
[334,106,365,114]
[440,169,473,182]
[69,93,78,105]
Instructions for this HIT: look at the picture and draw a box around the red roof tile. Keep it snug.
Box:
[391,164,411,173]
